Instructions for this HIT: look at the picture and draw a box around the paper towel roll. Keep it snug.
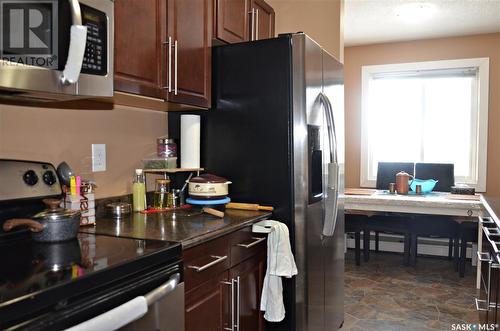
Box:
[181,115,201,168]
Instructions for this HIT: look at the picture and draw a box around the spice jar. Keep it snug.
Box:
[157,137,177,158]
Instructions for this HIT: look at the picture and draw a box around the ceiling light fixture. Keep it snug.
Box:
[395,2,437,22]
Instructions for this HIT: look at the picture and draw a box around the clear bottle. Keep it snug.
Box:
[153,178,171,210]
[132,169,146,212]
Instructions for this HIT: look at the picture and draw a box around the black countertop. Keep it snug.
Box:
[80,209,272,249]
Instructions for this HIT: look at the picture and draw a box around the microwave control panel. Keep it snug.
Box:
[81,5,107,76]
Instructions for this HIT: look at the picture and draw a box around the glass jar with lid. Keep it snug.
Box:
[153,178,171,209]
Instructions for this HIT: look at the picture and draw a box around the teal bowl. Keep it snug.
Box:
[409,179,438,193]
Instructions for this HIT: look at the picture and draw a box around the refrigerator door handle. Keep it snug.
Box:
[319,92,339,237]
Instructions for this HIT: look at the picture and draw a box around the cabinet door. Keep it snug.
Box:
[167,0,212,108]
[230,252,266,331]
[250,0,275,41]
[185,271,231,331]
[216,0,249,43]
[114,0,167,98]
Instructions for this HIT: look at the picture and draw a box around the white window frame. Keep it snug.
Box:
[360,58,489,191]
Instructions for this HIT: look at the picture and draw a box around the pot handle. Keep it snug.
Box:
[3,219,45,232]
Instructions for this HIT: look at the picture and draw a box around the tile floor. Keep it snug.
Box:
[341,250,479,331]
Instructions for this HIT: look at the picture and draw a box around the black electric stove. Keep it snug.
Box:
[0,160,182,330]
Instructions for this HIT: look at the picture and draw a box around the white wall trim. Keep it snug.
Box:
[360,57,490,191]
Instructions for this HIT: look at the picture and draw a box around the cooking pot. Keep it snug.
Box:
[3,199,81,242]
[187,174,232,200]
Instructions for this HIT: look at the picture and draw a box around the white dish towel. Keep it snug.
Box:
[258,220,298,322]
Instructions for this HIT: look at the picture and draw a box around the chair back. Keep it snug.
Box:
[376,162,415,190]
[415,163,454,192]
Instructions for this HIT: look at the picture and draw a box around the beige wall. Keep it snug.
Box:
[344,33,500,195]
[0,102,168,198]
[267,0,344,62]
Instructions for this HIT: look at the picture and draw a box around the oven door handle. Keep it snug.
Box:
[144,273,181,305]
[65,273,181,331]
[61,0,88,85]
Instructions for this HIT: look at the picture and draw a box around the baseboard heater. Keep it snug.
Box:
[346,233,476,264]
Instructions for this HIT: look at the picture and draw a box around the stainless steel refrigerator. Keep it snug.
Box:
[201,33,345,331]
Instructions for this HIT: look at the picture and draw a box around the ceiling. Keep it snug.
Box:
[344,0,500,46]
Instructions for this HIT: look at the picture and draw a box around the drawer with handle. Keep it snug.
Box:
[184,236,230,291]
[229,226,267,267]
[475,216,500,321]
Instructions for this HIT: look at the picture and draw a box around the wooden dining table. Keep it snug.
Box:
[342,188,485,288]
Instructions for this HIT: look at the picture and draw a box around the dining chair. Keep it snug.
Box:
[410,163,459,266]
[364,162,414,265]
[345,215,369,266]
[457,221,478,277]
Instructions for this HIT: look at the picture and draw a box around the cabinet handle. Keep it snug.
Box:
[168,36,173,92]
[249,9,255,41]
[222,280,235,331]
[161,39,170,90]
[187,255,227,272]
[235,276,240,330]
[174,39,178,95]
[236,237,266,249]
[255,9,259,40]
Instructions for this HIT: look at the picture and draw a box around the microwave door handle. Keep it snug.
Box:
[61,0,87,85]
[320,92,339,237]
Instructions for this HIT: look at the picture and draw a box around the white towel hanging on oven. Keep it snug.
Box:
[259,220,297,322]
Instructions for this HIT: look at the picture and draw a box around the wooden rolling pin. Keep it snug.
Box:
[226,202,274,211]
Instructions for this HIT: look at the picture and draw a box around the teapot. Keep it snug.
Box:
[395,171,414,195]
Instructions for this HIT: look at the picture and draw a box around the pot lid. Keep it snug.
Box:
[189,174,229,184]
[33,199,80,221]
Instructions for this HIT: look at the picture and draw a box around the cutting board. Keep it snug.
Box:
[344,188,377,196]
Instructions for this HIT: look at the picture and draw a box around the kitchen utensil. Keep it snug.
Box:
[56,162,74,187]
[395,171,414,195]
[225,202,274,211]
[409,179,438,194]
[106,202,132,218]
[187,174,232,200]
[183,197,230,218]
[3,199,81,242]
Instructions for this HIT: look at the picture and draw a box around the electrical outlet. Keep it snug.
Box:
[92,144,106,172]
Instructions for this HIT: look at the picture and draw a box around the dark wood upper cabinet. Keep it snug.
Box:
[216,0,274,44]
[216,0,249,44]
[114,0,211,108]
[250,0,275,41]
[167,0,212,108]
[114,0,167,99]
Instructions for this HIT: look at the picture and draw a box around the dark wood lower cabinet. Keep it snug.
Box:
[184,226,267,331]
[230,251,266,331]
[185,271,230,331]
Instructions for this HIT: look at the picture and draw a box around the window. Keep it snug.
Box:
[360,58,489,191]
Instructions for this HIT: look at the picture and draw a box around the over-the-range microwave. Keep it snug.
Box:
[0,0,113,102]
